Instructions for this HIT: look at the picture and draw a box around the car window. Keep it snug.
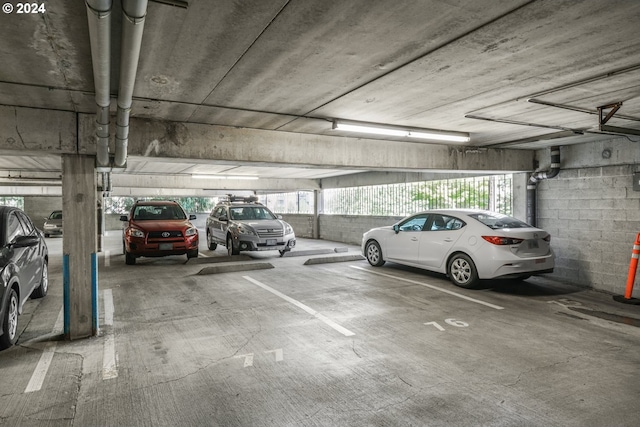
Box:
[7,212,26,243]
[469,213,531,229]
[16,212,35,234]
[50,211,62,220]
[398,214,428,231]
[428,214,466,231]
[133,205,186,220]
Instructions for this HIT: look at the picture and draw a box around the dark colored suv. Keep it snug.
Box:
[120,200,199,265]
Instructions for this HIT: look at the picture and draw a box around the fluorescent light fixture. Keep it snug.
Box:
[333,120,470,143]
[192,174,258,180]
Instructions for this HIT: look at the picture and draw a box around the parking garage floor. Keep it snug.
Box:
[2,232,640,426]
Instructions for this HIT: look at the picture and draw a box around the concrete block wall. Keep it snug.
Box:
[24,196,62,229]
[318,215,403,246]
[279,214,314,238]
[536,164,640,296]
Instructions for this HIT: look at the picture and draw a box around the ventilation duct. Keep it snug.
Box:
[526,146,560,226]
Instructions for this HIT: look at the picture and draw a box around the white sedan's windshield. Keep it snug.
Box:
[468,213,531,229]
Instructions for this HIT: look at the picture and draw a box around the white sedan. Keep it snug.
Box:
[361,209,555,288]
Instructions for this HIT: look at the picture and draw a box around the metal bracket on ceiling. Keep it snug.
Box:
[598,102,640,136]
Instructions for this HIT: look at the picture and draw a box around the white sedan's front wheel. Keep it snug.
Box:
[447,253,479,288]
[365,241,385,267]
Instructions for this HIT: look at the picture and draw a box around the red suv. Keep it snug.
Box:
[120,200,199,265]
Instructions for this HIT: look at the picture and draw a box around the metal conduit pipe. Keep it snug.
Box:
[526,146,561,227]
[85,0,113,168]
[114,0,148,168]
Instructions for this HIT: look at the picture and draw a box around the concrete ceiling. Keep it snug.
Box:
[1,0,639,195]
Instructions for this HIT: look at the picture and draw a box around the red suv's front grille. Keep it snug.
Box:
[148,231,183,238]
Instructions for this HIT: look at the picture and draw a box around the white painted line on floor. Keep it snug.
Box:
[243,276,356,337]
[350,265,505,310]
[24,342,56,393]
[198,252,211,258]
[103,289,114,326]
[104,250,111,267]
[102,289,118,380]
[102,335,118,380]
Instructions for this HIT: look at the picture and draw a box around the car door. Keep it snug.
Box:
[384,214,428,264]
[211,206,228,242]
[7,212,37,297]
[418,214,466,269]
[17,212,44,291]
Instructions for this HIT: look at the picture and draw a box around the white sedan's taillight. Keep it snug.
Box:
[482,236,524,245]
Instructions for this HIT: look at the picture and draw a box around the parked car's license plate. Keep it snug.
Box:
[266,239,277,246]
[159,243,173,250]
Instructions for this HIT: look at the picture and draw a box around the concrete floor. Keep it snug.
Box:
[2,231,640,426]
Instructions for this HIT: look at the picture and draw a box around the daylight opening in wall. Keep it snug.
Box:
[322,174,513,216]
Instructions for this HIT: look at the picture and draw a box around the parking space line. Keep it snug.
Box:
[24,342,56,393]
[243,276,356,337]
[102,289,118,380]
[350,265,505,310]
[103,289,114,326]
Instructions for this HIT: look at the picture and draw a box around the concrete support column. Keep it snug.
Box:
[313,190,320,239]
[512,172,529,222]
[62,155,98,340]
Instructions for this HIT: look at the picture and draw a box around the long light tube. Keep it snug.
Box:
[192,175,259,180]
[333,120,470,143]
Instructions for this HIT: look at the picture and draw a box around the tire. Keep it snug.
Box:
[44,233,50,238]
[31,261,48,299]
[447,253,479,288]
[365,240,385,267]
[187,249,198,259]
[227,236,239,256]
[0,288,19,350]
[125,251,136,265]
[206,231,217,250]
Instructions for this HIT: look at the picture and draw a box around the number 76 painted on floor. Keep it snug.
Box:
[424,318,469,331]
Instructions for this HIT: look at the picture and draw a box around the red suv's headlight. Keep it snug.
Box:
[185,227,197,237]
[128,228,145,238]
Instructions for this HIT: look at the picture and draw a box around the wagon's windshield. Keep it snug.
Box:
[229,207,276,220]
[468,213,531,229]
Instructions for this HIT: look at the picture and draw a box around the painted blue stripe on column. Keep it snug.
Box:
[62,254,70,336]
[92,252,98,334]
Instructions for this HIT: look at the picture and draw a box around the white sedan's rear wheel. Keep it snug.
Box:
[365,241,385,267]
[448,253,479,288]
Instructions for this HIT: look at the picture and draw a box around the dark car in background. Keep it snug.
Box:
[43,210,63,237]
[0,206,48,350]
[120,200,199,265]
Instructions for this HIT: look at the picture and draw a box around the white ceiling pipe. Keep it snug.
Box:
[85,0,112,168]
[115,0,148,168]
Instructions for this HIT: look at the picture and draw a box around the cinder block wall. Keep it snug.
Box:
[318,215,403,246]
[536,164,640,296]
[24,196,62,229]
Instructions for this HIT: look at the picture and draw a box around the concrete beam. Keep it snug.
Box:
[110,173,320,192]
[0,106,77,155]
[0,186,62,196]
[77,115,535,172]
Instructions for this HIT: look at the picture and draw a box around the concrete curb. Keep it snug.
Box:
[196,262,274,275]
